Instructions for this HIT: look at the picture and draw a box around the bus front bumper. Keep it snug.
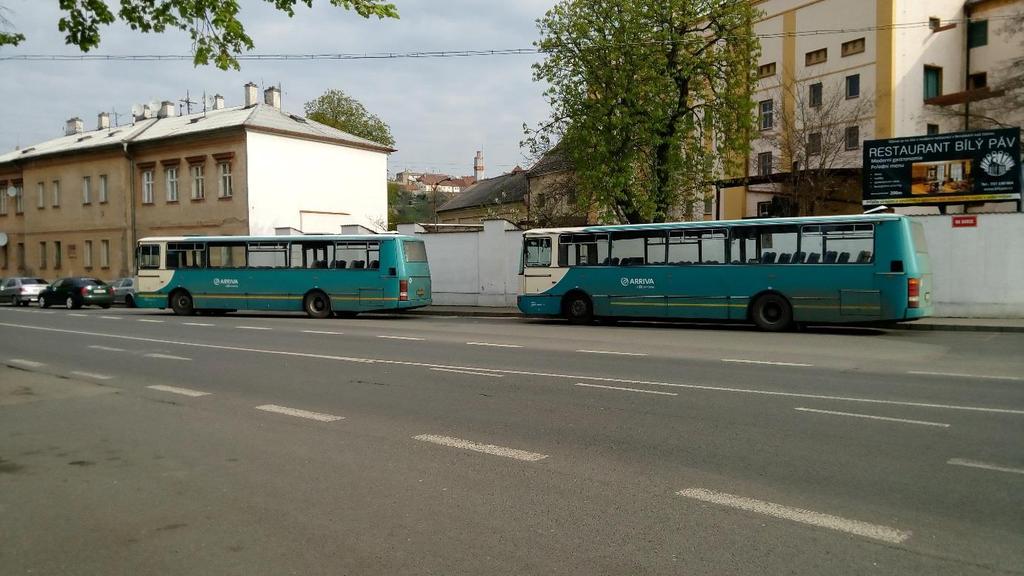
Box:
[517,295,561,316]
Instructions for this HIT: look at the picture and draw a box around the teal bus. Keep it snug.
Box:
[134,234,431,318]
[517,214,932,330]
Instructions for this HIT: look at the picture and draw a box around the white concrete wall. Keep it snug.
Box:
[912,212,1024,317]
[245,131,388,235]
[397,220,522,306]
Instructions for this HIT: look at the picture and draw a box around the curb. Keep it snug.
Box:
[892,323,1024,333]
[403,308,522,318]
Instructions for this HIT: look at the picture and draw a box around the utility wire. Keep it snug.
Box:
[0,16,1017,63]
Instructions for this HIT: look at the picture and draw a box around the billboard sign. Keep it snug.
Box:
[862,128,1020,206]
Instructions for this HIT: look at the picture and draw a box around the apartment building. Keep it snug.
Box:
[717,0,1023,218]
[0,83,393,280]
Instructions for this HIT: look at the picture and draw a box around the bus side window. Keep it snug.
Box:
[730,229,758,264]
[208,243,246,268]
[524,237,552,267]
[800,226,823,264]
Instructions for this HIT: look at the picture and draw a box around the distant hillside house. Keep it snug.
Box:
[0,83,393,280]
[436,168,529,225]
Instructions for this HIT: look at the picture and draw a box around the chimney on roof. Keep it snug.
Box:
[157,100,175,118]
[65,117,84,136]
[212,94,225,110]
[244,82,259,107]
[474,150,485,181]
[264,86,281,109]
[134,104,154,122]
[97,112,110,131]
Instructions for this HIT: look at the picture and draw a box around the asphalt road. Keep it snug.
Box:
[1,305,1022,575]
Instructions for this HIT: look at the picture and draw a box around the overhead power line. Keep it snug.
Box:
[0,16,1017,63]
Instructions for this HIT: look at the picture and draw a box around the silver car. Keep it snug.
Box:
[1,277,50,306]
[111,277,138,307]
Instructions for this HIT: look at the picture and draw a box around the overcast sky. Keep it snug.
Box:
[0,0,556,178]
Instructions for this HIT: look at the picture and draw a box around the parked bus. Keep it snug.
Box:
[517,214,931,330]
[134,234,431,318]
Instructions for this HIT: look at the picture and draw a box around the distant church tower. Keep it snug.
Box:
[474,150,485,181]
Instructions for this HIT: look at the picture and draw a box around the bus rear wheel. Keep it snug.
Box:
[751,293,793,332]
[563,293,593,325]
[170,290,195,316]
[304,291,332,319]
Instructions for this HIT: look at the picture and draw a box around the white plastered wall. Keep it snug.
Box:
[245,130,388,235]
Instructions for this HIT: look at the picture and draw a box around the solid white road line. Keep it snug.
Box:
[302,330,345,335]
[908,371,1023,382]
[466,342,523,348]
[255,404,343,422]
[100,316,121,320]
[8,358,45,368]
[947,458,1024,476]
[68,313,87,317]
[70,371,112,380]
[575,382,678,396]
[183,322,214,327]
[89,345,126,352]
[144,353,191,361]
[677,488,911,544]
[6,321,1024,416]
[722,358,813,367]
[794,407,950,428]
[576,349,648,356]
[412,434,548,462]
[377,335,425,341]
[137,319,164,323]
[147,385,210,397]
[236,326,272,331]
[430,367,504,378]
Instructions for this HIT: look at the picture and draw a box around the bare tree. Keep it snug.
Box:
[757,77,874,215]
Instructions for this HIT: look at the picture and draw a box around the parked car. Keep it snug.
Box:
[0,277,50,306]
[38,277,114,310]
[110,277,137,307]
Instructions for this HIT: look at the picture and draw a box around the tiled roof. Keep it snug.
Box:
[438,170,529,212]
[0,104,393,166]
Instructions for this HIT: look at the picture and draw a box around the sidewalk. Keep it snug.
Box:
[403,306,1024,333]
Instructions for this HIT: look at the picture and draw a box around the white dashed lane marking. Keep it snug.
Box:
[137,319,164,323]
[236,326,272,331]
[7,358,45,368]
[70,371,112,380]
[377,335,425,341]
[68,313,87,317]
[908,371,1023,382]
[147,385,210,397]
[575,382,677,396]
[412,434,548,462]
[302,330,345,335]
[89,345,126,352]
[255,404,343,422]
[430,367,504,378]
[947,458,1024,476]
[722,358,813,367]
[466,342,523,348]
[794,407,950,428]
[100,316,121,320]
[184,322,214,327]
[576,349,647,356]
[677,488,911,544]
[144,353,191,361]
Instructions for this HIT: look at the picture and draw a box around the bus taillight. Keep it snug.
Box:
[399,279,409,301]
[908,278,921,308]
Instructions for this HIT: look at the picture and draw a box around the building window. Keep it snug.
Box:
[845,126,860,150]
[757,152,773,177]
[929,17,941,31]
[100,239,110,268]
[927,123,940,135]
[52,179,61,207]
[841,37,865,57]
[969,72,987,90]
[39,241,46,269]
[37,182,45,208]
[809,82,823,108]
[142,170,154,204]
[757,62,776,79]
[924,66,943,100]
[968,19,988,48]
[54,241,62,269]
[166,167,179,202]
[807,132,822,156]
[218,162,233,198]
[82,176,91,204]
[0,183,6,215]
[845,74,860,99]
[99,174,108,203]
[1,244,7,269]
[805,48,827,66]
[14,183,23,214]
[191,164,205,200]
[84,240,93,268]
[759,100,774,130]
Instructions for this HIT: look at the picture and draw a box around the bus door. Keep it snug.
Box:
[522,235,560,295]
[335,241,382,309]
[664,229,730,319]
[399,239,431,306]
[245,241,290,310]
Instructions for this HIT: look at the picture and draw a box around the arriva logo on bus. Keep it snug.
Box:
[620,277,655,288]
[213,278,240,287]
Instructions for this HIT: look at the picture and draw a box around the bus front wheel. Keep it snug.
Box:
[304,291,332,319]
[751,293,793,332]
[170,290,195,316]
[563,293,593,325]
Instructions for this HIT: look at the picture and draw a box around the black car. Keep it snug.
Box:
[39,277,114,310]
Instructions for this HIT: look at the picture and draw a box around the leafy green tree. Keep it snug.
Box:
[304,89,395,147]
[526,0,760,223]
[0,1,398,70]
